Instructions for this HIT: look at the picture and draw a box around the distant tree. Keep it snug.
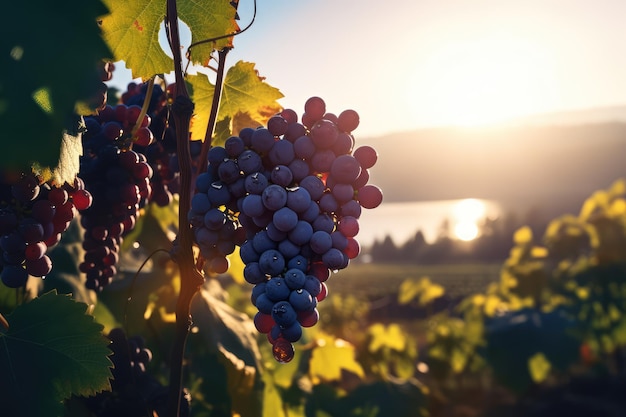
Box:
[370,235,400,262]
[399,230,427,262]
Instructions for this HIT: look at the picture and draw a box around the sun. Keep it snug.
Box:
[454,221,479,241]
[407,36,556,127]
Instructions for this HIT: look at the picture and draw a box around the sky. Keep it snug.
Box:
[112,0,626,138]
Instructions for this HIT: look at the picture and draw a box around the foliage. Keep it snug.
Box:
[100,0,238,79]
[0,291,112,417]
[1,0,111,173]
[186,63,283,141]
[423,178,626,403]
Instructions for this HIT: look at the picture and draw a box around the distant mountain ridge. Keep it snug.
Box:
[358,113,626,218]
[510,104,626,127]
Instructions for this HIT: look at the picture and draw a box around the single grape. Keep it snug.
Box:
[272,338,295,363]
[267,115,289,136]
[357,184,383,209]
[353,145,378,169]
[304,96,326,120]
[337,109,360,133]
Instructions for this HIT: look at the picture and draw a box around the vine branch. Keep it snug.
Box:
[164,0,204,416]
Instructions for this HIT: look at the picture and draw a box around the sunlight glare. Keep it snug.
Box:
[452,199,486,241]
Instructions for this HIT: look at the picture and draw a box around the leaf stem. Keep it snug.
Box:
[129,75,156,137]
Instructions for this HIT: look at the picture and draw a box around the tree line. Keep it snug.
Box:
[366,206,549,264]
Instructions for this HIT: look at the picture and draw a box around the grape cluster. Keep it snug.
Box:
[79,104,155,291]
[120,80,203,207]
[190,96,382,362]
[80,327,190,417]
[0,174,93,288]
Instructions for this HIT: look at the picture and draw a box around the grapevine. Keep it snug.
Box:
[0,0,388,415]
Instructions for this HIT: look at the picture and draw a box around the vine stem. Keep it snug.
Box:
[198,47,229,175]
[164,0,204,416]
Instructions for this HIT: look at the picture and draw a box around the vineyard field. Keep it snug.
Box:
[328,262,501,300]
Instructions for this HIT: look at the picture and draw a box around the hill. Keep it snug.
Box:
[359,121,626,217]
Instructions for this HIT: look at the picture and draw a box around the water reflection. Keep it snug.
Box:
[452,199,486,241]
[357,198,501,246]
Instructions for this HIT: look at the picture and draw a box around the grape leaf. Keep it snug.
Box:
[32,126,84,185]
[219,61,283,129]
[179,0,240,66]
[100,0,238,80]
[528,352,551,383]
[188,286,264,417]
[186,62,283,140]
[309,333,364,384]
[0,291,112,417]
[1,0,112,173]
[367,323,406,353]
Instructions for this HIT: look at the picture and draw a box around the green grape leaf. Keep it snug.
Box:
[99,0,171,80]
[100,0,238,80]
[186,63,283,141]
[187,286,264,417]
[179,1,239,66]
[0,291,112,417]
[32,126,84,186]
[309,333,365,383]
[1,1,111,173]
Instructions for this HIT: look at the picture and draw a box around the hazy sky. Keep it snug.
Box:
[227,0,626,136]
[113,0,626,138]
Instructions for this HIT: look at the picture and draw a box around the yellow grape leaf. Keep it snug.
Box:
[418,281,445,306]
[397,279,421,305]
[187,63,283,140]
[100,0,238,80]
[186,72,216,140]
[309,334,364,383]
[450,348,469,373]
[513,226,533,246]
[608,178,626,198]
[530,246,549,258]
[367,323,406,353]
[608,198,626,217]
[528,352,551,383]
[398,277,444,306]
[219,61,283,127]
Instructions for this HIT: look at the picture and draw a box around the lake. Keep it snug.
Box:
[357,198,503,247]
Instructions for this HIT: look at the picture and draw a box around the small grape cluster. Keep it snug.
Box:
[120,80,204,207]
[79,104,155,291]
[80,327,190,417]
[190,96,382,362]
[0,173,93,288]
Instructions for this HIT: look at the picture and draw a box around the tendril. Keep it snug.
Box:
[185,0,257,62]
[123,248,171,333]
